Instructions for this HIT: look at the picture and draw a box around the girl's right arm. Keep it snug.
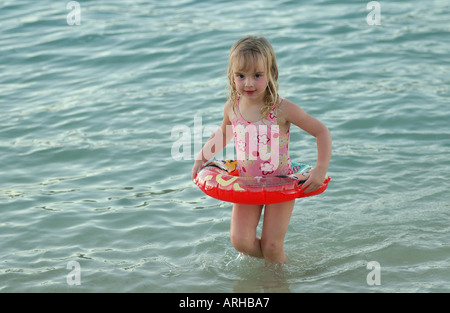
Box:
[191,101,233,180]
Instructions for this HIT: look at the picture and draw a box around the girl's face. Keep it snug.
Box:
[233,56,267,102]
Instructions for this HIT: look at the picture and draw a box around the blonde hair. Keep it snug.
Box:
[227,36,279,119]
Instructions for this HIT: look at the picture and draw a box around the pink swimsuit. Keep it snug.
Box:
[231,96,294,178]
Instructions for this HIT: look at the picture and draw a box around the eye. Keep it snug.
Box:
[255,73,263,78]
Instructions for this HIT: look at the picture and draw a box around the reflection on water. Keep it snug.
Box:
[226,254,291,293]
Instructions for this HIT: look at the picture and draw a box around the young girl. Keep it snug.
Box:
[191,36,332,264]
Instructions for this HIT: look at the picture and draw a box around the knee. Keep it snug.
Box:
[261,239,283,259]
[230,234,255,254]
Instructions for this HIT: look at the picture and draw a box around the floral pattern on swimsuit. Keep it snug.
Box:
[231,96,294,178]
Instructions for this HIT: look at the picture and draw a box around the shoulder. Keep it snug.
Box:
[279,98,304,113]
[224,99,233,111]
[223,100,234,124]
[277,98,306,122]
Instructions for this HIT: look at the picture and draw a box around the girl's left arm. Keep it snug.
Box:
[283,100,332,193]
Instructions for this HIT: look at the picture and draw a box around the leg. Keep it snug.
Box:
[230,203,264,258]
[260,200,295,264]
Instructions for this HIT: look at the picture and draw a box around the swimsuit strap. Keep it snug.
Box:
[235,95,284,124]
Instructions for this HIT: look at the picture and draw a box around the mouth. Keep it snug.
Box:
[245,90,256,95]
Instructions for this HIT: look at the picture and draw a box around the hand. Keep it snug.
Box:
[191,160,204,181]
[295,167,327,193]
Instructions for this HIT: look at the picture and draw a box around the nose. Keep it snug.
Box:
[245,77,254,87]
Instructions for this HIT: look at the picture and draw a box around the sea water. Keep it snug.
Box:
[0,0,449,292]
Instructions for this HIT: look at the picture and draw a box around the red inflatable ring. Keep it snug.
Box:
[193,160,330,205]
